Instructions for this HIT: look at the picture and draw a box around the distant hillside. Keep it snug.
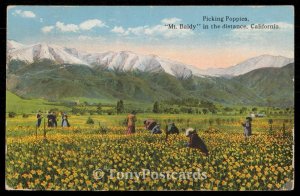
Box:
[200,55,294,77]
[6,59,294,107]
[234,63,294,107]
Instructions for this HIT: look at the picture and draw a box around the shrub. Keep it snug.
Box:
[22,113,29,118]
[98,126,108,134]
[8,112,16,118]
[107,110,115,115]
[86,117,94,124]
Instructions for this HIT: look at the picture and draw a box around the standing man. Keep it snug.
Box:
[52,112,58,127]
[47,111,53,127]
[36,111,43,128]
[126,111,137,134]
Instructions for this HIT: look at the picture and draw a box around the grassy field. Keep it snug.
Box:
[6,91,69,114]
[5,113,292,130]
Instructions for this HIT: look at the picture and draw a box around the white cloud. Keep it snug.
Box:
[127,26,148,36]
[13,10,36,18]
[47,19,106,33]
[112,24,194,39]
[56,21,79,32]
[79,19,106,30]
[41,26,54,33]
[40,18,44,23]
[111,26,126,34]
[111,17,193,38]
[275,22,294,30]
[161,17,182,24]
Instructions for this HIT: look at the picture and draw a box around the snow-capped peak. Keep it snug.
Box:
[7,41,88,65]
[198,54,294,77]
[7,40,25,51]
[6,40,294,78]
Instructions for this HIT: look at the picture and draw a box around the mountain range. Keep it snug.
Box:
[7,40,294,78]
[6,40,294,107]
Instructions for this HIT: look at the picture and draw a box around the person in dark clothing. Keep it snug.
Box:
[165,122,179,141]
[166,122,179,134]
[144,119,157,130]
[47,112,53,127]
[36,111,42,128]
[185,128,209,156]
[242,117,252,139]
[52,112,58,127]
[144,119,162,134]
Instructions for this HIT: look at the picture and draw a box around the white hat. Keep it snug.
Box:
[185,128,195,137]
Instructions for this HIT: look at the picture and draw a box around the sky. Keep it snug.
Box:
[7,6,294,69]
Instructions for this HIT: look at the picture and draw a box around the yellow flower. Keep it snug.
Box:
[267,184,273,189]
[119,181,124,186]
[246,182,251,188]
[37,170,43,176]
[34,179,40,184]
[46,175,51,180]
[254,182,260,187]
[16,183,23,189]
[157,186,164,191]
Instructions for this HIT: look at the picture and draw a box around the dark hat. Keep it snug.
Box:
[246,117,252,121]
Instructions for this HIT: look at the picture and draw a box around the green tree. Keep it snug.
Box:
[153,101,160,113]
[97,103,102,114]
[252,107,258,112]
[116,100,125,114]
[239,107,247,114]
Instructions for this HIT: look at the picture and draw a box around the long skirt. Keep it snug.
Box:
[127,126,135,134]
[62,119,69,127]
[244,128,251,137]
[198,138,209,156]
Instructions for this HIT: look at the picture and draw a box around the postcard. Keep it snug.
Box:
[6,6,294,191]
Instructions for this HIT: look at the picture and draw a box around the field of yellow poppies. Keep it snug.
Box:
[5,114,294,190]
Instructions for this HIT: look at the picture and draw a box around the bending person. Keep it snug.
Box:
[144,119,162,134]
[185,128,209,156]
